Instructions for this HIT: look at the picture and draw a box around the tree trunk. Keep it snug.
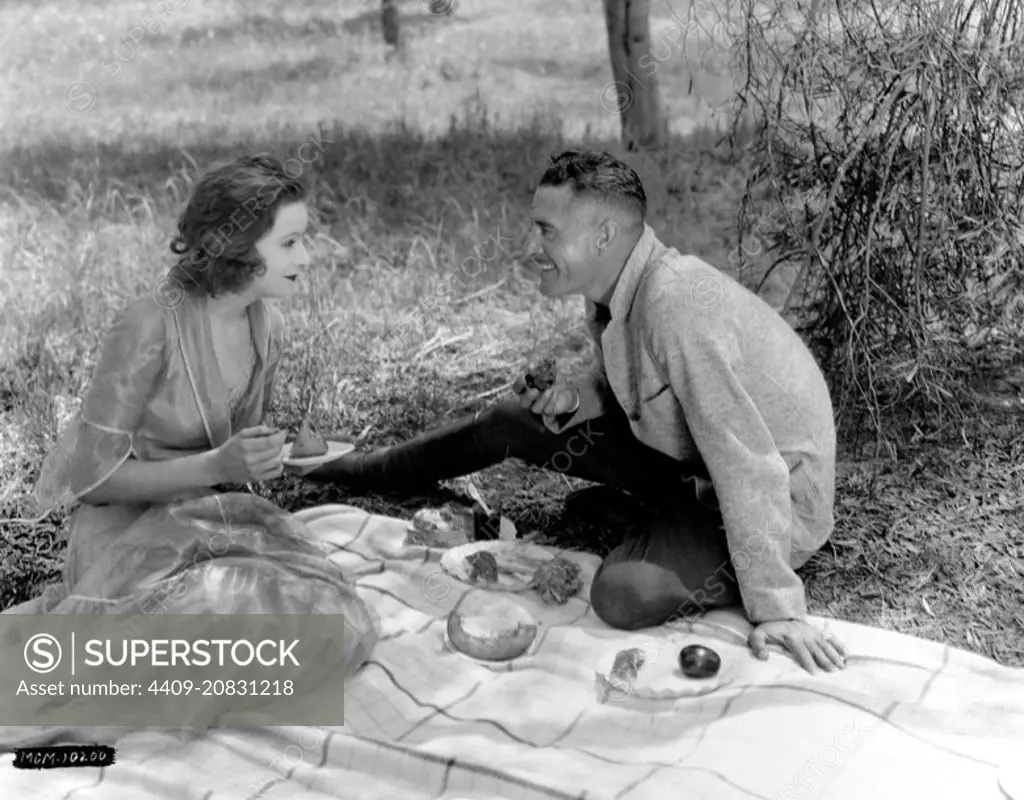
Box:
[381,0,400,48]
[602,0,666,150]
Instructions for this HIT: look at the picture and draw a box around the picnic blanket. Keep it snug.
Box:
[1,502,1023,800]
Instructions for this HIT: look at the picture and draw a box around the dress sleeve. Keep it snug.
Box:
[32,298,167,513]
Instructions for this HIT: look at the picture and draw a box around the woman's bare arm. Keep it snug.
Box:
[78,426,286,506]
[79,451,222,506]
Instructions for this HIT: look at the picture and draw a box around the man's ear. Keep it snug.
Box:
[594,217,619,254]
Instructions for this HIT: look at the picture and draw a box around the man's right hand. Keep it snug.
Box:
[212,425,288,484]
[513,377,580,419]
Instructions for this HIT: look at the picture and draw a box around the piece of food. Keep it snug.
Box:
[523,356,557,391]
[440,540,554,592]
[465,551,499,584]
[679,644,721,678]
[408,504,474,548]
[530,556,583,605]
[595,646,646,703]
[291,417,328,458]
[612,647,646,683]
[446,596,538,662]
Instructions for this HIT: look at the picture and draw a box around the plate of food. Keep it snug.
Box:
[594,641,732,705]
[440,539,585,604]
[282,418,355,467]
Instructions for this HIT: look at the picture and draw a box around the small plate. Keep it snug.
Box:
[593,640,733,705]
[282,439,355,467]
[440,539,554,591]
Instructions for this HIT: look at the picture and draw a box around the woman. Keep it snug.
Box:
[1,155,378,741]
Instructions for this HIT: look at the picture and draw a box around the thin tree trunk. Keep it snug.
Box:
[381,0,400,49]
[603,0,666,150]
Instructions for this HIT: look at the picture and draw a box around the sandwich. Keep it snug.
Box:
[523,356,557,391]
[291,416,328,458]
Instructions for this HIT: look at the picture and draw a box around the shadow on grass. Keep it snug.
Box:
[0,117,752,252]
[491,56,608,83]
[177,14,350,46]
[0,119,563,216]
[184,55,341,92]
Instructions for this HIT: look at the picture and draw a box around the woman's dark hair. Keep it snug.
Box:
[168,154,309,297]
[538,150,647,228]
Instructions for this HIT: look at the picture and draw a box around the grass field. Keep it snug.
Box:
[1,0,1022,665]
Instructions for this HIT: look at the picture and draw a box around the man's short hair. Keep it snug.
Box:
[538,150,647,229]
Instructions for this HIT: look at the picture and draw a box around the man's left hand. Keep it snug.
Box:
[748,620,848,674]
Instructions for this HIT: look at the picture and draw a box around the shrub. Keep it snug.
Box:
[721,0,1024,453]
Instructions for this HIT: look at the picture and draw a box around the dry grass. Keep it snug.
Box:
[1,0,1021,667]
[730,0,1024,450]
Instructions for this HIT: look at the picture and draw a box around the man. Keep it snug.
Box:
[302,150,847,674]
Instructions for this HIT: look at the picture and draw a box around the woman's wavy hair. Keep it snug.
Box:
[168,154,309,297]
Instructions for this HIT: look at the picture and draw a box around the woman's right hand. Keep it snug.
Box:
[211,425,288,484]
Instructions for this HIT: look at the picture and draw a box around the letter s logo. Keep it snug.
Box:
[24,634,62,674]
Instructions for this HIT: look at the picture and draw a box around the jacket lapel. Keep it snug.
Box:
[602,225,663,415]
